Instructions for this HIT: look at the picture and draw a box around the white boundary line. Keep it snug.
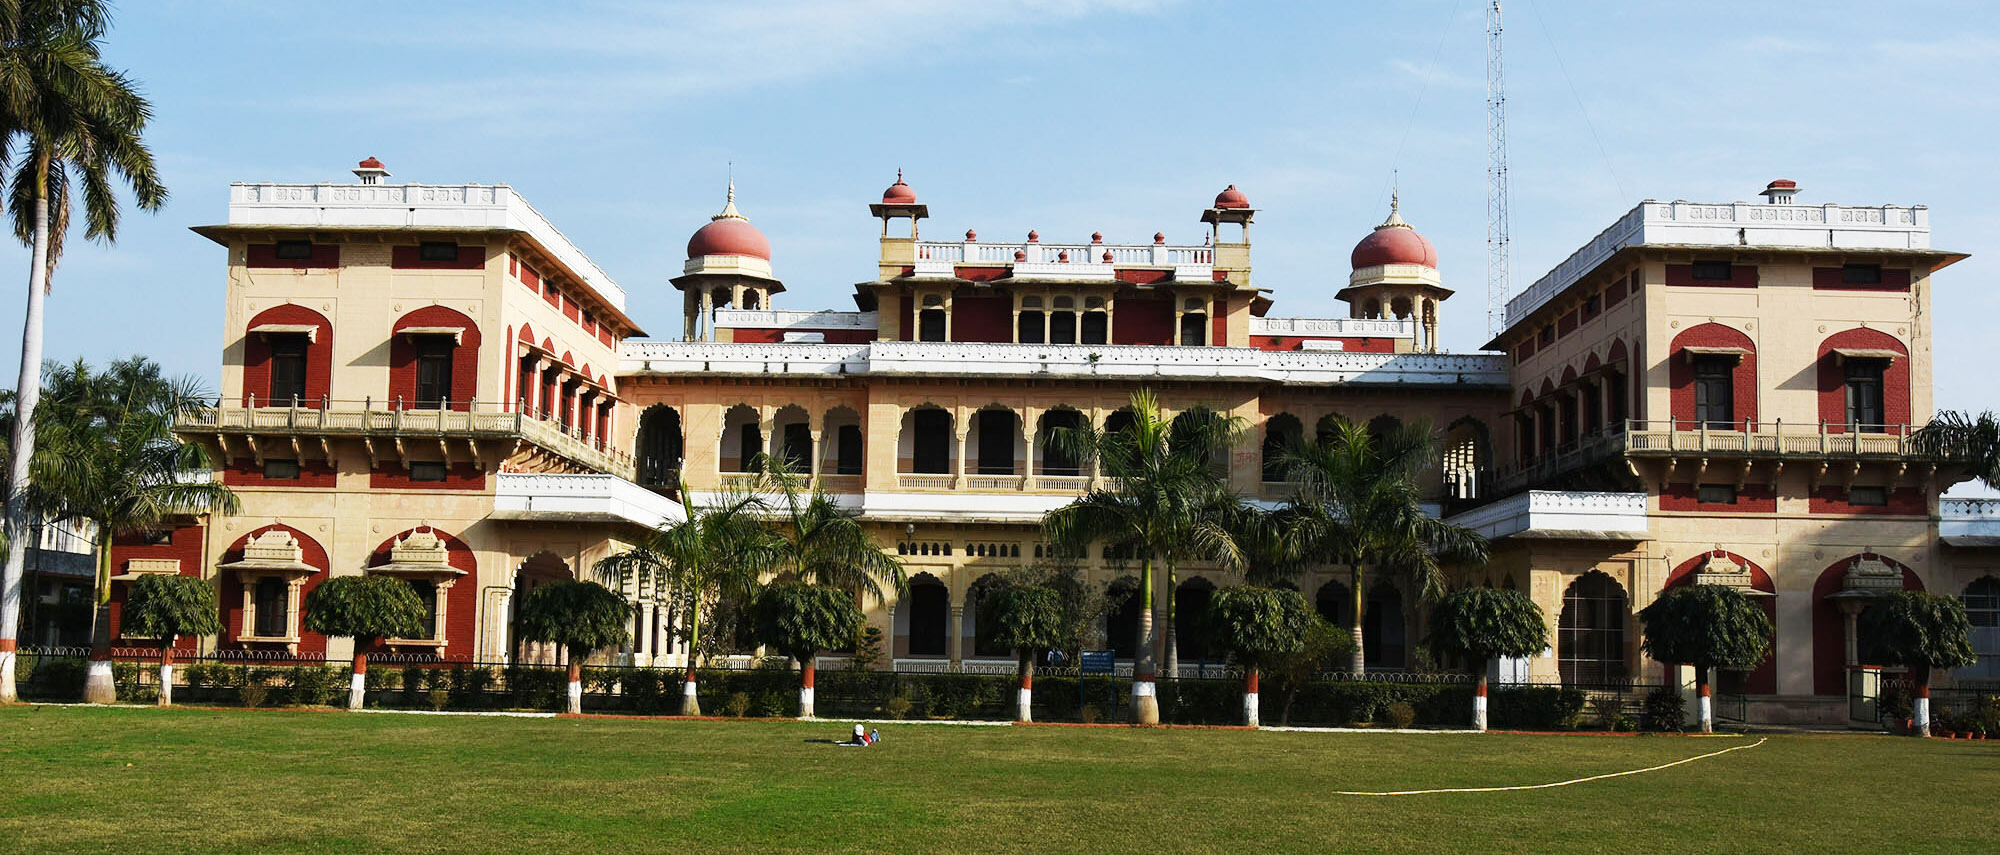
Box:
[1332,737,1768,796]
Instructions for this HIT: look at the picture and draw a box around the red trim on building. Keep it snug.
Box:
[728,327,876,344]
[219,525,331,655]
[106,525,207,649]
[1557,308,1579,337]
[1114,269,1171,285]
[368,462,488,491]
[1665,264,1759,287]
[1813,267,1911,292]
[950,295,1013,343]
[1815,327,1910,432]
[221,458,338,488]
[390,245,485,270]
[388,306,482,411]
[1808,485,1925,516]
[241,304,333,407]
[1658,482,1777,513]
[952,266,1009,282]
[1210,297,1227,346]
[1605,273,1629,306]
[1110,297,1173,345]
[1811,554,1923,695]
[1668,323,1757,428]
[363,527,479,654]
[247,244,339,269]
[1249,336,1396,353]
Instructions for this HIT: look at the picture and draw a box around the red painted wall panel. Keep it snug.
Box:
[221,458,338,488]
[1811,555,1921,695]
[1813,267,1911,292]
[1658,482,1777,513]
[388,306,482,410]
[219,525,330,655]
[1668,323,1757,427]
[390,245,485,270]
[107,525,207,649]
[1114,269,1171,285]
[1663,550,1777,694]
[247,244,340,269]
[1211,297,1227,346]
[1665,264,1759,287]
[729,327,877,344]
[1249,336,1397,353]
[1814,327,1910,431]
[364,528,479,654]
[1807,486,1925,516]
[953,266,1009,283]
[949,295,1013,343]
[368,462,488,491]
[1111,297,1173,345]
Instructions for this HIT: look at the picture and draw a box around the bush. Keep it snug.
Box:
[1488,686,1587,730]
[1589,696,1622,730]
[1642,687,1686,733]
[19,655,86,699]
[883,695,913,720]
[289,666,342,706]
[724,692,752,718]
[240,679,270,708]
[1384,701,1417,729]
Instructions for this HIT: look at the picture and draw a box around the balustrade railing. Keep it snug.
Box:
[184,398,634,478]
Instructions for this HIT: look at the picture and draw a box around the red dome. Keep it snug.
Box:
[1213,184,1250,209]
[358,156,385,169]
[1351,226,1436,269]
[882,170,917,204]
[687,218,770,260]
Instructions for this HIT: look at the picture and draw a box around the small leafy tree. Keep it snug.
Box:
[751,581,862,718]
[1267,617,1355,726]
[1207,586,1315,726]
[1427,587,1547,731]
[303,574,426,711]
[122,574,220,707]
[1860,591,1976,738]
[515,580,632,714]
[982,583,1067,722]
[1638,584,1773,733]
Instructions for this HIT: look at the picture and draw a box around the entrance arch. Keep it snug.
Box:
[512,552,573,665]
[1558,571,1629,685]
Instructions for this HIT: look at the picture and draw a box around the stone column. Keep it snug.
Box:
[700,287,715,341]
[955,422,971,488]
[949,603,965,667]
[809,430,823,479]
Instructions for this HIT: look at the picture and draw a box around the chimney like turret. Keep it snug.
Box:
[1759,179,1798,204]
[353,156,390,185]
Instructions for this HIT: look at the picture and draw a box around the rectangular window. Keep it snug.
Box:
[253,577,288,637]
[263,459,301,480]
[407,580,439,639]
[1697,484,1737,505]
[268,334,309,405]
[409,461,448,482]
[1691,355,1735,428]
[1844,359,1887,430]
[976,411,1017,475]
[911,410,951,474]
[1848,486,1888,506]
[780,423,812,472]
[1179,312,1207,347]
[736,424,763,473]
[419,241,460,262]
[1582,292,1602,320]
[1048,311,1076,345]
[274,240,313,260]
[1538,325,1555,346]
[413,338,455,409]
[918,309,947,342]
[1842,264,1883,285]
[1081,311,1108,345]
[1691,261,1733,281]
[1016,311,1045,344]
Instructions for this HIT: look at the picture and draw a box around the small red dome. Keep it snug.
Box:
[358,156,385,169]
[882,170,917,204]
[1213,184,1250,209]
[1091,231,1103,243]
[1153,232,1165,245]
[1351,226,1436,269]
[1027,230,1039,243]
[688,218,771,260]
[965,228,977,241]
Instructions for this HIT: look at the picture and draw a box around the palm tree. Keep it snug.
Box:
[0,0,167,704]
[515,579,632,715]
[302,574,428,711]
[29,358,237,703]
[751,581,863,718]
[121,572,220,707]
[1910,410,2000,484]
[1637,584,1773,733]
[1207,585,1316,727]
[762,460,906,601]
[1282,416,1488,674]
[1428,587,1547,731]
[1859,591,1977,738]
[1043,389,1249,724]
[595,477,776,715]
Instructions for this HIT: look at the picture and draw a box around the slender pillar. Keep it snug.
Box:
[948,604,965,666]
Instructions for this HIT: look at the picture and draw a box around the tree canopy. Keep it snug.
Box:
[1859,591,1977,671]
[1638,584,1773,671]
[981,582,1067,659]
[122,573,220,644]
[302,574,427,645]
[752,581,862,666]
[1427,587,1547,666]
[1207,586,1316,671]
[763,461,905,601]
[515,579,631,659]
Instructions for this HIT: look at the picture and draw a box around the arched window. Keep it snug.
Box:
[973,408,1019,475]
[823,406,863,477]
[907,408,953,474]
[901,574,950,657]
[635,405,683,487]
[1170,407,1228,477]
[1816,328,1910,433]
[720,405,761,473]
[391,306,480,411]
[1669,322,1756,430]
[244,304,332,408]
[774,405,811,473]
[1106,577,1141,659]
[1962,577,2000,681]
[1262,414,1303,482]
[1315,413,1347,447]
[1038,409,1085,476]
[1315,580,1352,628]
[1104,409,1136,437]
[1364,582,1405,669]
[1443,418,1488,501]
[1175,577,1217,664]
[1559,571,1629,685]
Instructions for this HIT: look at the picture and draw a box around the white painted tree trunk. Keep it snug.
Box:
[798,659,816,718]
[0,183,50,705]
[85,658,113,703]
[1697,668,1714,734]
[1243,668,1260,728]
[680,669,701,716]
[1913,679,1931,738]
[158,661,174,707]
[1015,656,1034,723]
[1132,567,1160,725]
[566,661,583,715]
[1473,671,1489,732]
[347,652,368,711]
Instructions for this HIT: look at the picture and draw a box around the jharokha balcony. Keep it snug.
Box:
[180,398,635,479]
[1497,419,1951,494]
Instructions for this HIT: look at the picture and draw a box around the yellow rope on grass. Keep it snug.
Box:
[1333,737,1768,796]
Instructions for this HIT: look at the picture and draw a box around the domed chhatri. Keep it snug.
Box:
[686,182,772,261]
[1213,184,1250,210]
[1349,195,1438,270]
[882,169,917,205]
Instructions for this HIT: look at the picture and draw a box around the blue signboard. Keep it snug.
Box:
[1079,650,1115,675]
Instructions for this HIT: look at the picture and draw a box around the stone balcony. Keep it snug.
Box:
[180,401,635,479]
[619,340,1508,387]
[1445,490,1650,541]
[912,238,1215,281]
[490,473,683,529]
[1940,498,2000,547]
[1498,420,1945,494]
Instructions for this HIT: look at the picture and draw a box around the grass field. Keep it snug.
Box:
[2,706,1995,854]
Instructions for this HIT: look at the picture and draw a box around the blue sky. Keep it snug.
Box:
[5,1,1997,415]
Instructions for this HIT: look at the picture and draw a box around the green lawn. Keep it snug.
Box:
[2,706,1995,854]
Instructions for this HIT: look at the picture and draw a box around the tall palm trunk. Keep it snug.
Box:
[0,164,51,704]
[83,528,116,703]
[1132,557,1159,724]
[1163,564,1179,681]
[1348,564,1366,675]
[680,597,702,716]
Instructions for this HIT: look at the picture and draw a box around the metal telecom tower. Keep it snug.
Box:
[1485,1,1510,339]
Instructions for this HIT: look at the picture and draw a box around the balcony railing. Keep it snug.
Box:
[181,398,634,479]
[1499,419,1942,493]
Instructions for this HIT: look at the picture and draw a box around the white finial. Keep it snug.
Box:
[1378,190,1410,230]
[714,173,745,222]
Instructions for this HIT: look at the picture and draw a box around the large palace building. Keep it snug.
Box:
[96,160,2000,724]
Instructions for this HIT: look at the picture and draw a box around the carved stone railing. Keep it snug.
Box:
[181,400,634,479]
[1249,317,1416,338]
